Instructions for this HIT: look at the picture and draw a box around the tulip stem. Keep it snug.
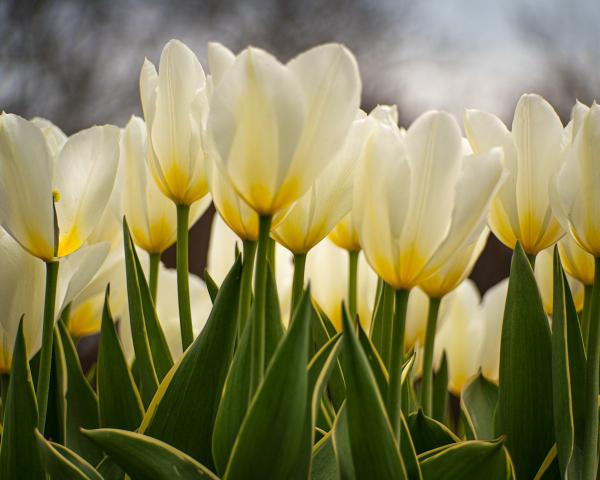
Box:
[348,250,359,322]
[582,256,600,478]
[387,288,410,440]
[148,252,161,302]
[421,296,442,416]
[251,215,272,394]
[36,259,59,434]
[291,253,307,318]
[381,283,395,368]
[176,203,193,350]
[582,284,593,350]
[239,240,257,336]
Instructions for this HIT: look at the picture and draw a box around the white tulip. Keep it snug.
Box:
[479,279,508,383]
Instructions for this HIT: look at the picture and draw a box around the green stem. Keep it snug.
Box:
[291,253,307,318]
[148,252,161,302]
[387,288,410,440]
[176,204,193,350]
[251,215,272,394]
[582,256,600,478]
[421,296,442,416]
[36,259,59,434]
[239,240,257,336]
[582,284,593,351]
[381,283,395,368]
[348,250,359,323]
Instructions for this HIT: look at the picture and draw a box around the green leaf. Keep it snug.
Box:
[96,456,124,480]
[83,428,219,479]
[141,256,242,469]
[122,218,159,405]
[57,320,102,465]
[399,413,422,480]
[332,404,356,480]
[204,269,219,304]
[496,242,555,479]
[35,430,103,480]
[340,308,407,479]
[461,373,498,440]
[97,286,144,430]
[369,280,393,367]
[407,409,459,454]
[358,325,388,398]
[48,324,67,443]
[431,352,449,424]
[311,432,338,480]
[0,320,44,479]
[223,289,311,479]
[418,439,512,479]
[131,233,174,380]
[264,264,285,364]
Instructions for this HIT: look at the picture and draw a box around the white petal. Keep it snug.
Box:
[479,279,508,382]
[207,42,235,85]
[54,125,120,256]
[512,94,564,252]
[401,111,463,269]
[0,113,55,260]
[31,117,67,161]
[206,213,242,285]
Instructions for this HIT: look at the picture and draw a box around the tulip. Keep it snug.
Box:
[433,281,484,395]
[354,108,505,431]
[0,230,109,372]
[121,116,209,298]
[304,238,377,331]
[207,42,360,389]
[120,265,211,362]
[534,246,584,315]
[550,101,600,476]
[464,94,565,257]
[140,39,212,349]
[0,113,119,432]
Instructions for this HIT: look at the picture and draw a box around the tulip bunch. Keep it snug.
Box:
[0,39,599,480]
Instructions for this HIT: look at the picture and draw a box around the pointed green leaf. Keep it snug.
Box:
[97,286,144,430]
[83,428,219,479]
[57,320,102,464]
[312,432,338,480]
[419,439,512,479]
[265,264,285,363]
[36,430,103,480]
[432,352,449,424]
[48,324,67,443]
[496,242,555,479]
[408,409,459,454]
[96,456,124,480]
[340,308,407,479]
[332,404,356,480]
[399,413,422,480]
[132,235,174,380]
[358,325,388,398]
[461,373,498,440]
[204,269,219,304]
[123,218,159,405]
[0,320,44,479]
[224,289,312,479]
[141,256,242,470]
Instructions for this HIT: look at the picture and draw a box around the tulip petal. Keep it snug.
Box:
[512,94,564,252]
[207,42,235,85]
[401,111,463,277]
[464,109,520,249]
[54,125,120,257]
[0,114,55,260]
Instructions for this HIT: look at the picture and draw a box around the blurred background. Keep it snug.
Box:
[2,0,599,295]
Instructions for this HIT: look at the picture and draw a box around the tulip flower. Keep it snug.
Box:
[120,264,211,362]
[464,94,565,256]
[0,230,109,372]
[304,238,377,331]
[534,246,584,316]
[140,39,212,349]
[354,108,505,430]
[121,115,209,298]
[479,279,508,383]
[0,112,119,432]
[550,101,600,476]
[207,42,360,389]
[433,281,484,395]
